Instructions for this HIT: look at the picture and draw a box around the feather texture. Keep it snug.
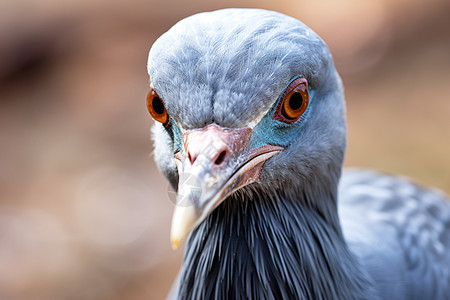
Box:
[339,169,450,300]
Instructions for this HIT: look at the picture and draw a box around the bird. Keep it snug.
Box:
[146,8,450,300]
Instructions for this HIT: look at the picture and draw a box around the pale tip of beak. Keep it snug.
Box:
[171,239,180,250]
[170,204,198,250]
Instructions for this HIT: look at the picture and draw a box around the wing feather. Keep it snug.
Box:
[339,169,450,300]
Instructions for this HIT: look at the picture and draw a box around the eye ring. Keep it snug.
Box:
[273,77,309,124]
[147,88,171,128]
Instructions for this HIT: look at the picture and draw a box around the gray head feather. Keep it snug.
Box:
[149,9,346,204]
[148,8,333,129]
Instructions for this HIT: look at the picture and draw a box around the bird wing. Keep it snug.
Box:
[338,168,450,300]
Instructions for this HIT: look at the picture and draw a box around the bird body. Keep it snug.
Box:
[340,169,450,300]
[146,8,450,299]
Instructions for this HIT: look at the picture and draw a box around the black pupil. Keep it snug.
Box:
[152,97,165,115]
[289,93,303,110]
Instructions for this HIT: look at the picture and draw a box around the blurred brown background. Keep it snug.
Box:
[0,0,449,299]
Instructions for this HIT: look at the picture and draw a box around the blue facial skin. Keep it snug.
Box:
[168,76,313,153]
[249,76,314,149]
[169,121,183,153]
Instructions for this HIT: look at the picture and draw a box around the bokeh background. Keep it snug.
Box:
[0,0,449,299]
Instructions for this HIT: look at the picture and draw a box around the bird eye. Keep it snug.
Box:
[147,88,171,128]
[283,91,307,120]
[273,77,309,124]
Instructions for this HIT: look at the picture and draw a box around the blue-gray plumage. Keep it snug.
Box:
[146,8,450,300]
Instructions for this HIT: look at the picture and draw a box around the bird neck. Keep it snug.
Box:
[177,185,376,299]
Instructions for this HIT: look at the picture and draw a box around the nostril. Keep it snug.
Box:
[188,152,195,164]
[214,150,227,165]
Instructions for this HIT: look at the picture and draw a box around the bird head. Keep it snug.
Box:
[147,9,346,248]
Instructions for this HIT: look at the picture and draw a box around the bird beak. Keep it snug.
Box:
[170,123,283,248]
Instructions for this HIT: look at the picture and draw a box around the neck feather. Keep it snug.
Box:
[177,184,376,299]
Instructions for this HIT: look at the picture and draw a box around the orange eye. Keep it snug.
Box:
[273,77,309,124]
[282,90,308,120]
[147,88,171,128]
